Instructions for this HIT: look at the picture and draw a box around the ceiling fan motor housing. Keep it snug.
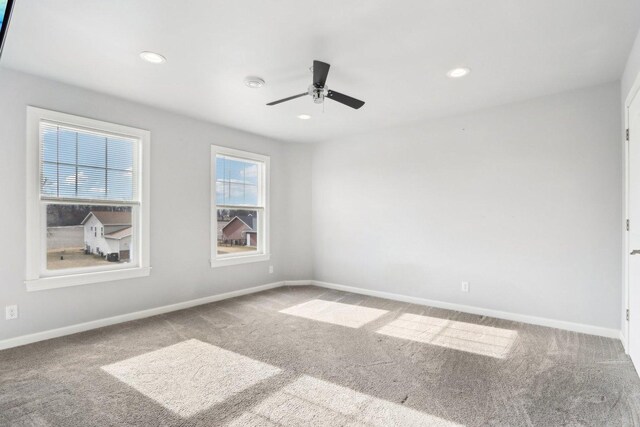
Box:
[309,84,328,104]
[266,60,364,109]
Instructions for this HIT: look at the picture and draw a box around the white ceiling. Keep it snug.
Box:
[3,0,640,143]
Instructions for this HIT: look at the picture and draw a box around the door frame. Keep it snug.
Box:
[623,71,640,353]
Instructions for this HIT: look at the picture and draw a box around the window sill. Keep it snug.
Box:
[210,253,270,268]
[25,266,151,292]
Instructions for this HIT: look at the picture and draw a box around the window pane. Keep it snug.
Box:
[58,128,77,165]
[107,170,134,200]
[216,183,258,206]
[108,138,134,171]
[77,132,106,168]
[216,157,245,182]
[216,209,258,255]
[42,128,57,163]
[215,155,261,206]
[215,181,225,204]
[242,163,258,185]
[58,164,77,198]
[76,166,106,199]
[245,184,258,204]
[46,204,133,270]
[228,183,245,205]
[41,163,58,196]
[40,124,137,202]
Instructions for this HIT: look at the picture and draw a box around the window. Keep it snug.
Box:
[26,107,150,291]
[211,145,269,267]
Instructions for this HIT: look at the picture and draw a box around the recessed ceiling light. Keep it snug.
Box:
[140,51,166,64]
[297,114,311,120]
[447,67,471,78]
[244,76,265,88]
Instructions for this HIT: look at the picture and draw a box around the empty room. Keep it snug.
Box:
[2,0,640,425]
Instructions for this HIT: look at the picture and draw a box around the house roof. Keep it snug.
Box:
[81,211,132,226]
[222,215,256,232]
[104,226,132,240]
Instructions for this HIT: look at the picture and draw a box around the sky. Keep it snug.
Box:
[41,125,260,205]
[216,156,259,206]
[41,125,135,201]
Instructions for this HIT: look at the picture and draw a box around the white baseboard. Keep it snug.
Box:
[283,280,313,286]
[1,278,622,350]
[311,280,621,339]
[0,281,284,351]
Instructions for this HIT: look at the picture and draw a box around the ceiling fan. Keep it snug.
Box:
[266,60,365,109]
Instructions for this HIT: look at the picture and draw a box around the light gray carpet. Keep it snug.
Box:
[1,285,639,426]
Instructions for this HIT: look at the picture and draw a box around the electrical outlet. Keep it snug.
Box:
[461,281,470,293]
[5,305,18,320]
[269,265,274,274]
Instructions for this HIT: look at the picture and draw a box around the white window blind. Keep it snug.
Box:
[39,121,138,203]
[215,154,262,208]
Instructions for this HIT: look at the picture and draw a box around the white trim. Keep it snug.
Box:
[210,145,270,268]
[25,106,151,291]
[283,280,313,286]
[26,267,151,292]
[623,70,640,354]
[624,100,630,353]
[1,279,622,350]
[210,253,270,268]
[0,281,284,350]
[310,280,621,339]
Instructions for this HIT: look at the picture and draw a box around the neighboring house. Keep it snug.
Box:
[221,215,257,246]
[216,220,230,241]
[81,211,132,261]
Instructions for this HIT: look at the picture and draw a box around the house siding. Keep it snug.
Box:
[108,235,132,261]
[222,219,251,242]
[84,215,124,256]
[247,232,257,247]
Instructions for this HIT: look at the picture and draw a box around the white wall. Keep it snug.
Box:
[0,68,312,341]
[312,83,622,330]
[0,66,625,341]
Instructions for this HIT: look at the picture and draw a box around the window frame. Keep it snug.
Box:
[25,107,151,291]
[210,145,270,268]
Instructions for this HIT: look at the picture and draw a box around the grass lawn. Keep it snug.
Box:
[47,248,112,270]
[217,245,257,255]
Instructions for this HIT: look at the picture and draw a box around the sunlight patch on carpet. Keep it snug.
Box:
[229,374,462,426]
[101,339,281,417]
[376,313,518,359]
[279,299,388,328]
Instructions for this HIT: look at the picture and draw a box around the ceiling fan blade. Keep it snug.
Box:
[266,92,308,106]
[326,90,365,109]
[313,60,330,88]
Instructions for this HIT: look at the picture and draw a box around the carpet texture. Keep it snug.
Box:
[1,285,639,426]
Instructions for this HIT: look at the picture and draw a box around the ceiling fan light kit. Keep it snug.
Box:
[267,60,365,109]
